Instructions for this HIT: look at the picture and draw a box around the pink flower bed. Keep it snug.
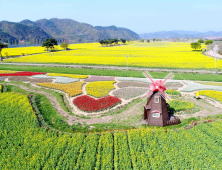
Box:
[0,71,46,76]
[73,95,121,112]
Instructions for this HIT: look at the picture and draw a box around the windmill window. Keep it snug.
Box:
[154,97,159,103]
[152,112,160,118]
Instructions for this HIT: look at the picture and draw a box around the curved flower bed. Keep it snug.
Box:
[198,90,222,103]
[47,73,88,79]
[85,81,116,98]
[181,81,222,92]
[73,95,121,112]
[0,71,45,76]
[84,76,115,82]
[37,82,85,97]
[0,70,18,73]
[117,81,149,88]
[113,87,147,100]
[8,76,53,83]
[117,77,180,83]
[32,75,79,84]
[0,76,7,81]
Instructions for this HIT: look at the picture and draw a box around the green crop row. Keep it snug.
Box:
[1,91,222,169]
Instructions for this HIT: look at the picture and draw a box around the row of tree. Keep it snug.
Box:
[99,38,126,46]
[191,39,213,50]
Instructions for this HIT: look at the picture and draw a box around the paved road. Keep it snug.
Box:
[1,62,222,74]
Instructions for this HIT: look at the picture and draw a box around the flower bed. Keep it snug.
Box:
[37,82,85,97]
[8,76,53,83]
[169,100,194,112]
[32,75,79,84]
[117,77,180,83]
[117,81,149,88]
[181,81,222,92]
[0,71,46,76]
[113,87,147,100]
[198,90,222,103]
[166,89,181,96]
[84,76,115,82]
[0,70,18,73]
[73,95,121,112]
[0,76,7,81]
[117,81,182,90]
[197,81,222,86]
[47,73,88,79]
[85,81,116,98]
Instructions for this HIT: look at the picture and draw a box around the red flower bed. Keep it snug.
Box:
[73,95,121,112]
[0,71,46,76]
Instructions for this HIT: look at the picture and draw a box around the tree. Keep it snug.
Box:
[205,40,213,45]
[99,40,104,46]
[42,38,58,51]
[141,39,144,43]
[0,39,8,61]
[60,43,69,50]
[121,39,126,44]
[191,42,201,51]
[198,39,204,43]
[147,39,150,43]
[153,38,156,42]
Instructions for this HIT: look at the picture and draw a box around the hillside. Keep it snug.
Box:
[20,18,140,43]
[0,21,52,43]
[0,18,139,44]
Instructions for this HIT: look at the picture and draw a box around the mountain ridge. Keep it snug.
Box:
[139,30,222,39]
[0,18,139,44]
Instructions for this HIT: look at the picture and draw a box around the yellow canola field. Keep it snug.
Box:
[1,45,64,57]
[4,42,220,69]
[47,73,88,79]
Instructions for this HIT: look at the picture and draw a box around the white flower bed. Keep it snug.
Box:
[117,77,180,83]
[181,80,222,92]
[32,75,79,84]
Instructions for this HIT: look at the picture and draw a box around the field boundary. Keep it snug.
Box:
[1,62,222,74]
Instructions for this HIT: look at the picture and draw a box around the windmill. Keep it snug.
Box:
[142,71,180,127]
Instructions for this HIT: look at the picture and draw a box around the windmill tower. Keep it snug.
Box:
[142,71,180,127]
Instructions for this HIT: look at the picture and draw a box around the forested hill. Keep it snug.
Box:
[0,18,139,44]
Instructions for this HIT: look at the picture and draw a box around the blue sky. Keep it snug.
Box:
[1,0,222,34]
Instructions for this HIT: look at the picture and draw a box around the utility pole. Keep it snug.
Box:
[49,52,54,67]
[126,55,129,70]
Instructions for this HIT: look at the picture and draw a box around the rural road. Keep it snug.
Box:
[1,62,222,74]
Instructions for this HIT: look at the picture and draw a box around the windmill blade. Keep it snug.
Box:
[159,90,172,102]
[143,71,156,85]
[162,72,175,85]
[141,90,153,101]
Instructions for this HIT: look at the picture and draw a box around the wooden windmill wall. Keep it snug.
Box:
[142,71,180,127]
